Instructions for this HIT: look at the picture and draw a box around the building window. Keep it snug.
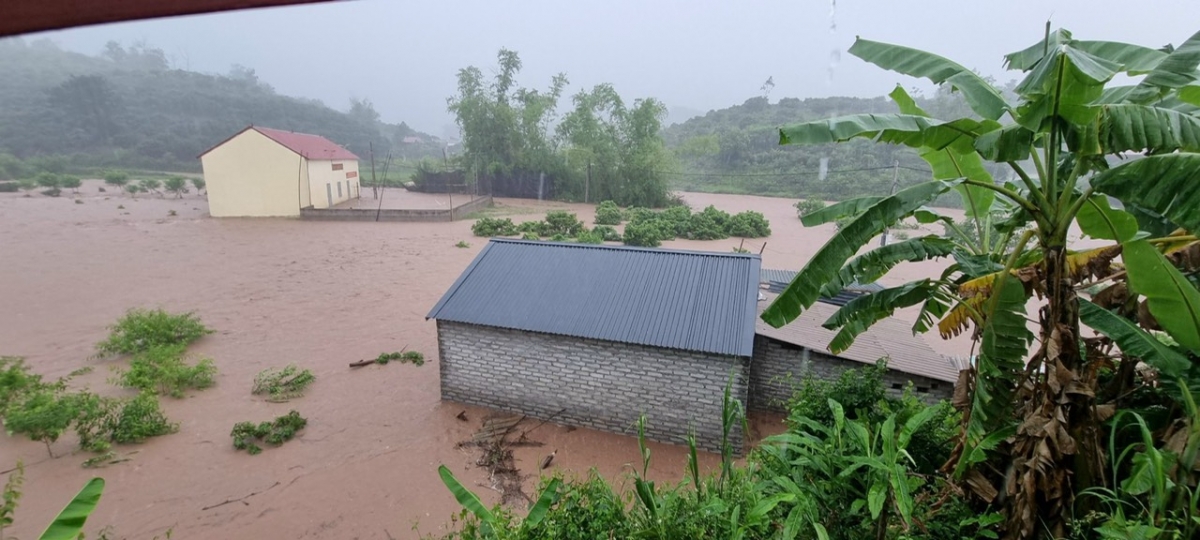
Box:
[332,163,344,171]
[337,182,343,198]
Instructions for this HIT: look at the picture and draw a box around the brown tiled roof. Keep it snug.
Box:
[755,292,959,383]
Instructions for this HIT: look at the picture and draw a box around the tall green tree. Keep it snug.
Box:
[761,28,1200,538]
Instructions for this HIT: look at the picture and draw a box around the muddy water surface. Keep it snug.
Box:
[1,183,968,539]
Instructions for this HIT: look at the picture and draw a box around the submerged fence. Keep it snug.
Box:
[299,196,492,223]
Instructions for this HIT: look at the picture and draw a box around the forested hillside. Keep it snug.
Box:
[662,88,1006,204]
[0,38,439,177]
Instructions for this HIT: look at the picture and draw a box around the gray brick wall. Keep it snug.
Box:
[749,335,954,413]
[437,320,749,452]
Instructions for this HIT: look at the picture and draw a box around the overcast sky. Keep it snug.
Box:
[31,0,1200,135]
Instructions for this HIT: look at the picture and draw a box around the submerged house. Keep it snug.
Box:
[428,242,959,451]
[427,240,761,451]
[199,126,361,217]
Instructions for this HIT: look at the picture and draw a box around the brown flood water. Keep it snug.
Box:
[0,182,972,539]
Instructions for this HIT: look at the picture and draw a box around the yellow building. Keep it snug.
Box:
[199,126,361,217]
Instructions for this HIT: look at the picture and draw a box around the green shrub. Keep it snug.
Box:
[16,179,37,194]
[622,221,663,247]
[60,176,82,193]
[794,198,826,217]
[549,233,569,242]
[190,178,205,193]
[543,211,584,236]
[521,232,540,241]
[517,220,547,235]
[575,229,604,244]
[163,177,187,198]
[3,388,79,457]
[592,225,622,242]
[113,345,217,398]
[138,178,161,194]
[34,172,60,189]
[231,410,307,455]
[726,211,771,238]
[624,207,658,224]
[252,364,316,402]
[593,201,623,225]
[0,182,17,193]
[105,391,177,444]
[374,351,425,366]
[0,357,46,412]
[96,309,213,356]
[786,361,957,475]
[455,240,471,248]
[471,217,517,237]
[659,205,693,237]
[686,207,729,240]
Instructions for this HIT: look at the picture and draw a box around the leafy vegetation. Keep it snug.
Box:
[448,49,674,207]
[251,364,316,402]
[231,410,307,455]
[112,344,217,398]
[1,469,105,540]
[456,241,471,249]
[471,217,519,237]
[619,204,772,247]
[793,198,826,217]
[434,371,986,539]
[593,200,623,225]
[760,27,1200,538]
[374,351,425,366]
[95,309,212,357]
[162,177,187,198]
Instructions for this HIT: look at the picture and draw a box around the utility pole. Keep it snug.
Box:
[585,161,591,204]
[880,160,900,247]
[369,142,378,200]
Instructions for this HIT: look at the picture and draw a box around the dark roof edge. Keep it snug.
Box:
[487,238,763,260]
[426,241,498,320]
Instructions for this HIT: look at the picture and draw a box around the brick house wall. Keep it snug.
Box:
[437,320,749,452]
[749,335,954,413]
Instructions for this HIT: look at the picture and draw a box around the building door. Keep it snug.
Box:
[326,183,332,207]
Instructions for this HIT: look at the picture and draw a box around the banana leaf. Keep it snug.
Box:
[762,180,958,328]
[1123,240,1200,352]
[39,478,104,540]
[1091,153,1200,234]
[850,38,1008,120]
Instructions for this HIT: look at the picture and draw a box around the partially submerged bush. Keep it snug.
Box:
[231,410,307,455]
[622,221,663,247]
[543,211,584,236]
[96,309,213,356]
[592,225,622,242]
[3,387,79,457]
[252,364,316,402]
[575,229,604,244]
[113,345,217,398]
[794,198,826,217]
[471,217,517,237]
[375,351,425,366]
[102,391,177,445]
[726,211,771,238]
[686,206,729,240]
[593,201,623,225]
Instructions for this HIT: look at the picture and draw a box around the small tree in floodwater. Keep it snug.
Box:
[163,177,187,198]
[190,178,205,195]
[103,170,129,193]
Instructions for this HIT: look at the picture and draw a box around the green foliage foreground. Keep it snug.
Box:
[433,366,996,540]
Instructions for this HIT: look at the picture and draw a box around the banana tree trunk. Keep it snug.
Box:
[1007,243,1106,539]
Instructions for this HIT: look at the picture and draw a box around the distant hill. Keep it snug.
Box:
[660,92,997,204]
[0,38,440,174]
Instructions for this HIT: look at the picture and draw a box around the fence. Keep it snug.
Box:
[299,196,492,222]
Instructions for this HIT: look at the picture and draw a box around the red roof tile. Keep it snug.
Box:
[252,126,358,160]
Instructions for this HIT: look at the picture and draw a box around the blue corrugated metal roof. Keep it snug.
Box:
[427,239,762,357]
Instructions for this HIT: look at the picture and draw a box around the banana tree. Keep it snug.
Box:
[762,28,1200,539]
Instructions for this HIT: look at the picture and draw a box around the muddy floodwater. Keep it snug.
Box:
[0,182,972,539]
